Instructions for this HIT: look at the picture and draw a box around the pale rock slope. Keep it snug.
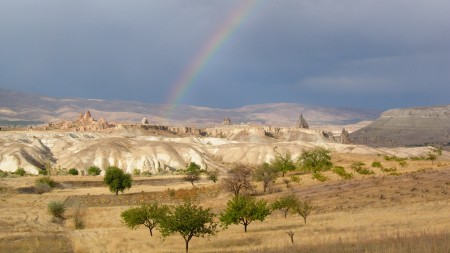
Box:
[0,129,434,175]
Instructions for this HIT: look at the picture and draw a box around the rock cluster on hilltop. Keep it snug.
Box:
[45,110,113,131]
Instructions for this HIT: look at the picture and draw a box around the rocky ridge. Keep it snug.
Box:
[0,112,434,175]
[350,105,450,147]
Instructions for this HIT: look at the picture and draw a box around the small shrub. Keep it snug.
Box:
[371,161,382,168]
[312,172,328,182]
[166,188,176,199]
[36,177,57,188]
[141,171,152,177]
[398,161,408,167]
[38,169,48,175]
[48,201,65,219]
[207,170,219,183]
[68,168,79,175]
[410,156,426,161]
[290,175,301,183]
[133,168,141,176]
[35,183,52,194]
[0,170,9,178]
[73,207,85,229]
[355,167,375,175]
[381,167,397,173]
[351,162,374,175]
[14,168,26,176]
[384,155,407,162]
[283,178,290,188]
[332,166,353,179]
[87,166,101,176]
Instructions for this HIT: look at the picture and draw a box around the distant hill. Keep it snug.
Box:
[350,105,450,147]
[0,88,379,127]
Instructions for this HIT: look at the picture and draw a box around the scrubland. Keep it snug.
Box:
[0,153,449,253]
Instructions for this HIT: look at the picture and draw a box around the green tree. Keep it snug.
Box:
[159,201,218,253]
[253,162,279,193]
[220,195,271,232]
[271,194,299,219]
[272,152,296,177]
[297,147,332,172]
[296,200,313,224]
[222,165,254,196]
[103,166,132,195]
[121,202,169,236]
[184,162,202,186]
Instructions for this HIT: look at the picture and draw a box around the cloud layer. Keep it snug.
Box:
[0,0,449,109]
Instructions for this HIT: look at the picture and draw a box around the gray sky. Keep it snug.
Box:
[0,0,449,110]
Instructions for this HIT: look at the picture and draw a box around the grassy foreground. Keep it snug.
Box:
[0,154,449,253]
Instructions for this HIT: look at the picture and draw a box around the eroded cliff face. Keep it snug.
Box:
[350,105,450,147]
[0,127,434,175]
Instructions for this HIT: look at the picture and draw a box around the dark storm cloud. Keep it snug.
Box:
[0,0,449,109]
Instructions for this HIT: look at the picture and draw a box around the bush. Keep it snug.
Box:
[68,168,79,175]
[371,161,382,168]
[207,170,219,183]
[332,166,353,179]
[74,207,85,229]
[290,175,301,183]
[351,162,374,175]
[384,155,406,162]
[298,147,333,173]
[410,156,426,161]
[14,168,26,176]
[48,201,65,219]
[132,168,141,176]
[399,161,408,167]
[381,167,397,173]
[35,183,52,194]
[36,176,57,188]
[87,166,101,176]
[0,170,9,178]
[38,169,48,175]
[312,172,328,182]
[141,171,152,177]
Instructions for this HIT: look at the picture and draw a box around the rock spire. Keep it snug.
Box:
[296,114,309,129]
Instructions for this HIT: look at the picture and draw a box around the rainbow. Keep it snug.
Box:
[163,0,259,120]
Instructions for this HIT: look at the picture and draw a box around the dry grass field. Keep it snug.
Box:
[1,153,449,253]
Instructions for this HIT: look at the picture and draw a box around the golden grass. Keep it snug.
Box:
[1,154,449,253]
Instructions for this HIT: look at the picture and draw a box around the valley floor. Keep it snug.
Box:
[1,155,449,253]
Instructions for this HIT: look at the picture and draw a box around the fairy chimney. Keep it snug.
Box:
[222,117,232,125]
[296,114,309,129]
[340,128,351,144]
